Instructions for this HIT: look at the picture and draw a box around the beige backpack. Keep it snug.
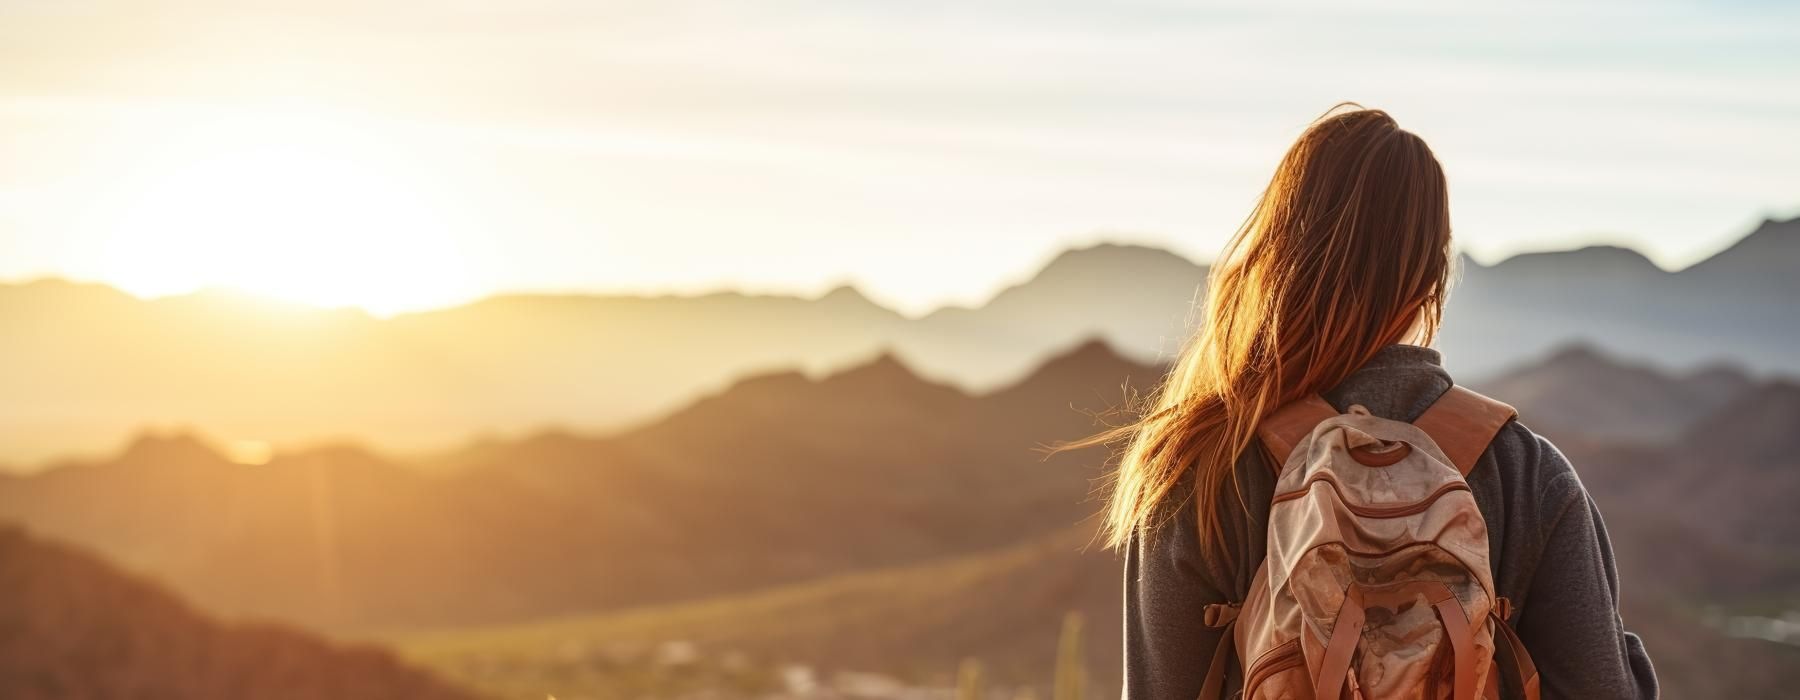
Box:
[1199,386,1541,700]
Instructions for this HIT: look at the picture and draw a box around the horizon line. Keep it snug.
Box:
[3,213,1790,320]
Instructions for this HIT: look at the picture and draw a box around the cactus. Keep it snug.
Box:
[1053,611,1084,700]
[957,657,984,700]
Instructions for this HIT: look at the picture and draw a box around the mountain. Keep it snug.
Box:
[0,277,910,467]
[1440,216,1800,378]
[1679,380,1800,465]
[903,243,1206,384]
[1474,345,1800,596]
[3,216,1796,465]
[4,335,1795,635]
[0,524,479,700]
[1629,380,1800,560]
[0,338,1158,632]
[1468,349,1800,601]
[397,339,1800,699]
[4,336,1800,696]
[1681,216,1800,301]
[0,245,1188,467]
[1473,343,1756,442]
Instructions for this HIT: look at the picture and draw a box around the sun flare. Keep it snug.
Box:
[89,104,481,316]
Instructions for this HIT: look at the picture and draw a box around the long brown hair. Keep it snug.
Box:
[1072,104,1454,563]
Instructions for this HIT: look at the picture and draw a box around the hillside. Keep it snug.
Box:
[1473,343,1756,442]
[400,525,1121,700]
[3,338,1799,697]
[397,518,1800,700]
[0,338,1157,631]
[0,525,479,700]
[397,345,1800,698]
[1568,380,1800,581]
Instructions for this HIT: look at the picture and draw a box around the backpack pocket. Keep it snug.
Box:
[1242,638,1304,698]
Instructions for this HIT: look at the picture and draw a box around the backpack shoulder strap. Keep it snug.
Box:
[1411,385,1517,476]
[1255,394,1339,475]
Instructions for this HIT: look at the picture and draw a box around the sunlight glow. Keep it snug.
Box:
[88,104,481,316]
[225,439,274,466]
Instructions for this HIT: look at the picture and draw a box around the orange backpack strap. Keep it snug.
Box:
[1196,604,1239,700]
[1255,394,1339,475]
[1490,609,1542,700]
[1411,385,1517,476]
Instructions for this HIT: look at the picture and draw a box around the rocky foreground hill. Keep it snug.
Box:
[0,525,479,700]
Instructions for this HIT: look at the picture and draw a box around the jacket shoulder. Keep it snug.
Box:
[1480,416,1587,511]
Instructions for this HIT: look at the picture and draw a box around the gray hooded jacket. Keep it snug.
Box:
[1122,343,1658,699]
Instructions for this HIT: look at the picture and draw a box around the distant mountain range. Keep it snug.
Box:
[0,337,1151,631]
[402,340,1800,700]
[0,525,477,699]
[1472,343,1756,443]
[3,216,1794,466]
[1444,216,1800,378]
[2,336,1797,696]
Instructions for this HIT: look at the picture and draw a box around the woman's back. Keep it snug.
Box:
[1061,105,1661,699]
[1122,343,1659,699]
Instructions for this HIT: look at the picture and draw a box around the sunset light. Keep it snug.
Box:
[0,2,1796,697]
[86,104,481,315]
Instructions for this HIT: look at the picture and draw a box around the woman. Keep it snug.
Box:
[1083,106,1658,698]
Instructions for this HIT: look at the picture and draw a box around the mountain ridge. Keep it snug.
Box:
[12,217,1787,318]
[0,339,1795,696]
[3,214,1795,466]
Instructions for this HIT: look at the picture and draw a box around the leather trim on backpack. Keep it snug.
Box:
[1255,394,1339,474]
[1257,385,1516,477]
[1411,386,1518,476]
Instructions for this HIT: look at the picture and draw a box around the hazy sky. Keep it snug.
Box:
[1,0,1796,315]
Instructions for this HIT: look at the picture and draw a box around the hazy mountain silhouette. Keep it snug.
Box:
[1575,379,1800,586]
[1442,216,1800,376]
[0,338,1154,631]
[902,243,1204,384]
[1474,343,1757,442]
[1680,379,1800,465]
[1,335,1792,598]
[0,524,479,700]
[404,339,1800,698]
[1681,215,1800,301]
[3,216,1795,465]
[0,278,908,467]
[1,338,1796,695]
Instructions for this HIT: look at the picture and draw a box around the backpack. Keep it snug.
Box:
[1198,386,1541,700]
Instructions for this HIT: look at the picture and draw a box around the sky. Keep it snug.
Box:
[0,0,1796,316]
